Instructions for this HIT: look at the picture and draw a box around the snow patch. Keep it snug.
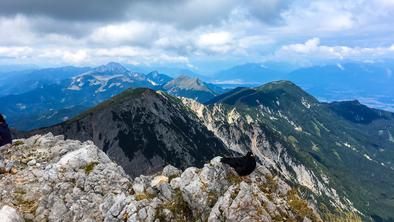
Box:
[364,154,373,161]
[147,79,158,86]
[68,85,81,91]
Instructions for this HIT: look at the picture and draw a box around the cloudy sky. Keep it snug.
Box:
[0,0,394,72]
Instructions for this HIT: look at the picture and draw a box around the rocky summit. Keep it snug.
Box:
[0,133,321,222]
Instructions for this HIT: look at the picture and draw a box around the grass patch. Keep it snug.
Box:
[258,174,278,200]
[230,187,240,200]
[135,192,156,201]
[157,188,193,222]
[226,171,242,184]
[207,191,219,208]
[84,162,98,174]
[13,140,24,146]
[322,212,362,222]
[168,174,178,182]
[287,188,320,222]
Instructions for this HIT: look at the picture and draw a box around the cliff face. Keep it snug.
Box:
[181,81,394,220]
[0,134,321,222]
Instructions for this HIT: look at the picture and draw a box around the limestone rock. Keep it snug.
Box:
[0,205,23,222]
[1,133,322,222]
[0,133,132,222]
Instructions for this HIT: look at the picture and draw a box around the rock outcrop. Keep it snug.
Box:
[102,157,322,222]
[0,133,321,222]
[0,133,132,221]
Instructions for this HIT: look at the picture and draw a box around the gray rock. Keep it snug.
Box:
[0,133,133,222]
[162,165,182,178]
[27,159,36,166]
[0,133,322,222]
[0,206,23,222]
[5,161,14,172]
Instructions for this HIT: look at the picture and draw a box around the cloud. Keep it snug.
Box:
[273,37,394,63]
[0,45,194,67]
[196,32,234,53]
[88,21,162,47]
[0,0,394,70]
[281,38,321,53]
[0,0,132,22]
[244,0,291,23]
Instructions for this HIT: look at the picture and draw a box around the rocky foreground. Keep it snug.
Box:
[0,133,321,222]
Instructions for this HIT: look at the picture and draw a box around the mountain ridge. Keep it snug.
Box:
[28,88,233,177]
[183,80,394,221]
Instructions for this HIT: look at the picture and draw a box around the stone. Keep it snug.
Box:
[0,205,23,222]
[150,175,169,188]
[0,133,322,222]
[162,165,182,178]
[27,159,37,166]
[5,161,14,172]
[0,134,133,222]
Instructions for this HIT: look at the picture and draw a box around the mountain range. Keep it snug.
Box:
[211,62,394,111]
[0,62,223,130]
[16,80,394,221]
[28,88,233,178]
[2,61,394,220]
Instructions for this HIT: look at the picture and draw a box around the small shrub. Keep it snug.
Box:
[84,162,98,174]
[157,188,193,222]
[226,171,242,184]
[258,174,278,200]
[287,189,320,222]
[13,141,24,146]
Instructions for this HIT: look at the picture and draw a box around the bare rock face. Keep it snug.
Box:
[181,98,353,212]
[0,133,133,221]
[0,205,24,222]
[1,133,321,222]
[102,158,322,222]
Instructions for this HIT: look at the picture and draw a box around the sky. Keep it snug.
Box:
[0,0,394,73]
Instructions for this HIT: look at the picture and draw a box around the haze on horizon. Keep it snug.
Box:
[1,0,394,73]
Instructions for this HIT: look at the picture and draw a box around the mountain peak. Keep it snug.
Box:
[258,80,296,88]
[256,80,313,98]
[164,75,209,92]
[147,70,160,77]
[73,88,158,119]
[93,62,129,74]
[206,80,317,107]
[328,99,386,124]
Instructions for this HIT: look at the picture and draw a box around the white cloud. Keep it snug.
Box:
[0,46,33,59]
[89,21,161,46]
[0,0,394,69]
[274,37,394,63]
[196,32,234,53]
[198,32,233,46]
[281,38,320,53]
